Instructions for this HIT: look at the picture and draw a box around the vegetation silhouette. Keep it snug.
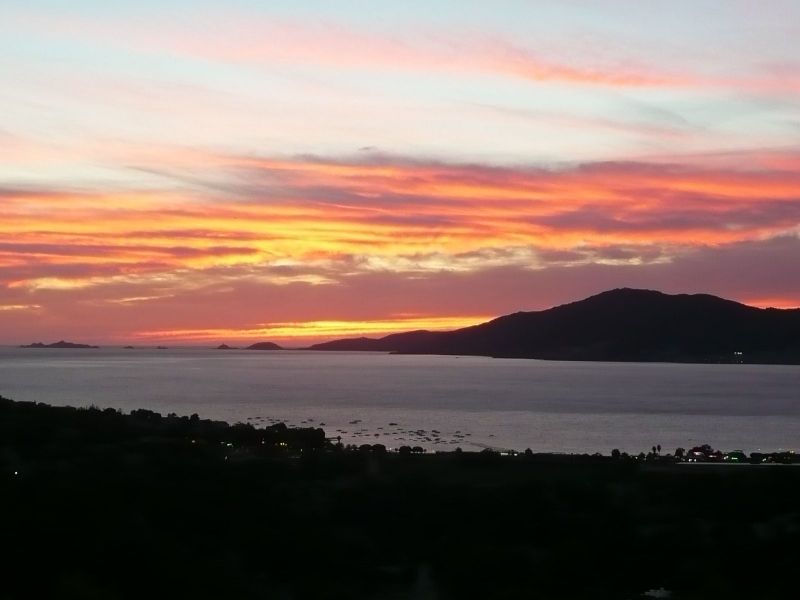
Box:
[1,395,798,599]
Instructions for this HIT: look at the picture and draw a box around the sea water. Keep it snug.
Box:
[1,347,798,454]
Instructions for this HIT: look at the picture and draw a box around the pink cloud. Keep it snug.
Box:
[11,10,800,96]
[5,13,695,89]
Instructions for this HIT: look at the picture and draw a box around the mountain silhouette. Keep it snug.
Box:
[308,289,800,363]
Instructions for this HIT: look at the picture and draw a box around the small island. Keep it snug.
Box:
[245,341,283,350]
[20,340,99,349]
[215,344,236,350]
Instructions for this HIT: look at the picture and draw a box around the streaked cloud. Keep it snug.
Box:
[2,1,800,342]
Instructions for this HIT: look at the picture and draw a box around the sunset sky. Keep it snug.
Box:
[2,0,800,345]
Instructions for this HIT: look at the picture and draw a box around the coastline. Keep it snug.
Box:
[2,395,796,465]
[2,348,798,456]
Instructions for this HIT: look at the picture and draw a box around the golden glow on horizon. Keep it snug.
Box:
[132,315,491,343]
[743,298,800,310]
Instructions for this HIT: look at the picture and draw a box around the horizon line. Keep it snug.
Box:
[3,288,799,346]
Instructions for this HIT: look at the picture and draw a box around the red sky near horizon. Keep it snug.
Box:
[2,1,800,344]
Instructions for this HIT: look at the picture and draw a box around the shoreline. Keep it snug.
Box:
[8,343,800,366]
[2,395,796,464]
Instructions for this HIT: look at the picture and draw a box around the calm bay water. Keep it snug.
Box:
[1,347,798,454]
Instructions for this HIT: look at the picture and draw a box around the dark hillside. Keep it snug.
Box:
[1,396,798,599]
[309,289,800,363]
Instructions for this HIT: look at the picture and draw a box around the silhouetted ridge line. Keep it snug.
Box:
[308,288,800,364]
[20,340,99,349]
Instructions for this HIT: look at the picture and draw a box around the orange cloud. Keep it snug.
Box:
[3,234,800,344]
[3,151,800,292]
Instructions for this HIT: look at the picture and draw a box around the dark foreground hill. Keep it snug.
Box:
[1,396,798,599]
[309,288,800,363]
